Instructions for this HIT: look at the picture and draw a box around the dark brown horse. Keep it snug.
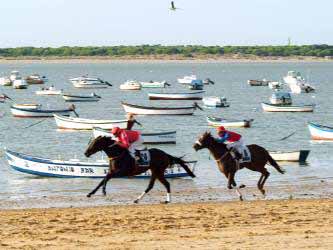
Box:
[193,132,285,200]
[85,136,195,203]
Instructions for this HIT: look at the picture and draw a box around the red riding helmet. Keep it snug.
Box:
[217,126,226,132]
[111,127,121,135]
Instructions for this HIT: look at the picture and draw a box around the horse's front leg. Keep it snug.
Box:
[228,171,243,201]
[87,176,107,197]
[102,172,113,196]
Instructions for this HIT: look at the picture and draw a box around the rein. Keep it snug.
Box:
[108,151,125,161]
[213,150,230,163]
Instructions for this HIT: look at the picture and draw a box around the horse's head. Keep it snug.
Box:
[193,131,216,151]
[85,136,115,157]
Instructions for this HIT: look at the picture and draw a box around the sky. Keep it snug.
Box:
[0,0,332,47]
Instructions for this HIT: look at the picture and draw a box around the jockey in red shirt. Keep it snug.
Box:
[111,127,145,159]
[216,126,250,162]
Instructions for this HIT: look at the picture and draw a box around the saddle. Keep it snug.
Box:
[135,149,150,167]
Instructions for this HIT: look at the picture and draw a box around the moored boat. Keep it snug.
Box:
[269,150,310,163]
[62,93,101,102]
[269,91,292,105]
[0,77,12,86]
[177,74,197,84]
[26,74,47,84]
[148,91,205,100]
[13,79,28,89]
[202,96,229,107]
[122,102,198,115]
[93,128,177,144]
[283,71,315,94]
[54,114,127,130]
[9,71,21,82]
[268,81,284,89]
[120,80,141,90]
[35,86,63,95]
[308,122,333,140]
[247,79,271,86]
[207,116,253,128]
[140,80,169,88]
[12,103,41,110]
[261,102,314,112]
[188,80,204,90]
[5,149,195,178]
[11,105,75,118]
[73,80,109,89]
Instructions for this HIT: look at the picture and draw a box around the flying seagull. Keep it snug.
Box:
[170,1,182,11]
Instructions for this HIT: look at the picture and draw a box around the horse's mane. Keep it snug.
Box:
[203,131,227,149]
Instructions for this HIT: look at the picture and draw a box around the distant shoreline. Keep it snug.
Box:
[0,55,332,64]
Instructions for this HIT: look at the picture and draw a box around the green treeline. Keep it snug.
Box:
[0,45,333,57]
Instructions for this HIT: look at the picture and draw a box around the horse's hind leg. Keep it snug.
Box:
[157,175,171,204]
[259,170,270,196]
[134,175,156,204]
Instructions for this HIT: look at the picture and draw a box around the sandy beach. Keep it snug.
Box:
[0,198,332,249]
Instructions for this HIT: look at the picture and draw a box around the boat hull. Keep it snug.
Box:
[122,102,195,115]
[148,91,204,100]
[54,114,127,130]
[207,116,252,128]
[269,150,310,162]
[261,103,314,112]
[140,82,167,88]
[308,122,333,140]
[11,106,72,118]
[62,94,100,102]
[93,128,176,144]
[5,149,194,178]
[73,82,108,89]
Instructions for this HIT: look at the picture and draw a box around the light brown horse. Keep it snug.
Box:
[193,132,285,200]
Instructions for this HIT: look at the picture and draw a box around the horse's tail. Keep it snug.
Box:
[267,153,285,174]
[168,155,196,178]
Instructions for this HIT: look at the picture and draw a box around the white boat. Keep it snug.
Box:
[207,116,253,128]
[9,71,21,82]
[0,77,12,86]
[122,102,198,115]
[62,93,101,102]
[35,86,63,95]
[269,92,292,105]
[0,94,6,103]
[268,81,284,89]
[26,74,47,84]
[5,149,195,178]
[54,114,127,130]
[140,81,169,88]
[73,80,109,89]
[177,75,197,84]
[148,91,205,100]
[283,71,315,93]
[69,76,109,85]
[120,80,141,90]
[261,102,314,112]
[269,150,310,163]
[93,128,177,144]
[11,105,74,118]
[202,96,229,107]
[308,122,333,140]
[12,103,41,110]
[13,79,28,89]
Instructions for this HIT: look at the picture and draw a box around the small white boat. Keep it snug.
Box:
[268,81,284,89]
[140,81,169,88]
[308,122,333,140]
[5,149,195,178]
[11,105,74,118]
[54,114,127,130]
[12,103,41,110]
[122,102,198,115]
[269,92,292,105]
[35,86,63,95]
[62,93,101,102]
[70,76,109,85]
[207,116,253,128]
[120,80,141,90]
[261,102,314,112]
[0,77,12,86]
[93,128,177,144]
[148,91,205,100]
[269,150,310,163]
[202,96,229,107]
[247,79,271,86]
[9,71,21,82]
[283,71,315,94]
[177,75,197,84]
[73,80,109,89]
[13,79,28,89]
[26,74,47,84]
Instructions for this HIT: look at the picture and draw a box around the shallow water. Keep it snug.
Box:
[0,61,332,209]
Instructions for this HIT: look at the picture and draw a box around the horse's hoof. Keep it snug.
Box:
[239,196,244,201]
[228,186,233,190]
[239,184,246,189]
[102,191,106,196]
[87,193,92,198]
[161,201,170,204]
[133,200,139,204]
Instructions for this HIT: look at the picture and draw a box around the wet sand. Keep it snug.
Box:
[0,198,332,249]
